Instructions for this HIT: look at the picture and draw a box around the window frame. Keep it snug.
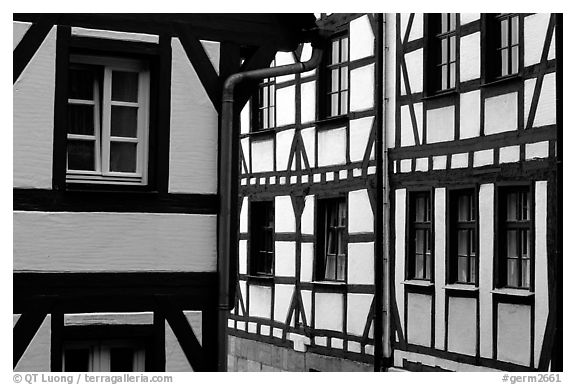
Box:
[407,190,434,281]
[483,13,523,83]
[66,55,150,186]
[250,60,277,132]
[496,185,534,290]
[447,188,479,285]
[63,339,146,372]
[425,13,460,95]
[319,30,350,120]
[315,197,348,282]
[249,200,275,277]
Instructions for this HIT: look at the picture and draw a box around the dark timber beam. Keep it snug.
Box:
[13,299,53,368]
[13,14,59,83]
[236,43,279,109]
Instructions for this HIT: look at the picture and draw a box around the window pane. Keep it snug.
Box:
[425,252,431,279]
[415,196,424,222]
[341,37,349,62]
[521,230,530,257]
[327,230,336,255]
[500,19,509,48]
[331,40,339,65]
[511,46,519,74]
[415,230,424,254]
[441,65,448,90]
[111,71,139,102]
[269,107,275,128]
[331,69,340,92]
[507,192,518,220]
[64,348,90,372]
[340,91,348,114]
[501,49,509,76]
[521,258,530,288]
[325,254,336,280]
[262,109,268,129]
[511,16,519,45]
[330,93,339,116]
[68,104,94,135]
[441,14,448,33]
[340,67,348,90]
[269,84,275,106]
[450,36,456,61]
[520,191,529,220]
[507,230,518,257]
[415,253,424,279]
[111,106,138,138]
[441,39,448,64]
[338,231,346,255]
[458,194,470,221]
[262,86,268,107]
[449,63,456,88]
[68,68,95,100]
[68,140,95,171]
[507,258,518,287]
[110,142,137,172]
[449,13,457,30]
[469,256,477,283]
[458,230,468,255]
[110,347,135,372]
[337,255,346,281]
[457,256,468,282]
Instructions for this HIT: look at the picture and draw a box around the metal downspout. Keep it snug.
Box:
[217,39,324,372]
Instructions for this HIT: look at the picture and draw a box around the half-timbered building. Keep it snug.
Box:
[13,13,320,372]
[389,13,561,372]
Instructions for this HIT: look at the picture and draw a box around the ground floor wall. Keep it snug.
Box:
[228,335,373,372]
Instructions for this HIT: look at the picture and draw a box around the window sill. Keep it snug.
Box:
[248,128,276,137]
[402,279,434,287]
[491,288,534,297]
[422,88,458,101]
[316,115,349,129]
[481,74,522,88]
[246,275,275,285]
[311,280,347,292]
[443,283,478,291]
[64,183,157,194]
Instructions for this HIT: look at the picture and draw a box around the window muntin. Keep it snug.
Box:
[500,188,531,289]
[495,14,520,77]
[449,190,477,284]
[316,198,347,282]
[409,192,432,280]
[63,341,145,372]
[250,201,274,276]
[326,35,349,117]
[66,55,149,185]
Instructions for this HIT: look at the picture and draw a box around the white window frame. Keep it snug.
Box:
[66,55,150,186]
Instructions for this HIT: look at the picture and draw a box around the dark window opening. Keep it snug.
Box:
[325,34,349,118]
[250,201,275,276]
[408,192,432,280]
[448,190,477,284]
[427,13,458,93]
[316,198,347,281]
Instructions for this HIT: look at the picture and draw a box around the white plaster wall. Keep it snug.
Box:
[65,312,153,326]
[400,14,410,42]
[526,141,549,160]
[524,73,556,128]
[239,240,247,275]
[301,127,316,168]
[276,129,295,171]
[301,290,312,326]
[276,85,295,127]
[240,137,250,173]
[275,52,295,83]
[500,145,520,164]
[474,149,494,167]
[497,303,531,366]
[460,32,480,82]
[415,158,428,172]
[13,21,31,49]
[301,81,316,123]
[318,127,346,167]
[433,155,447,170]
[301,195,315,235]
[395,189,407,333]
[14,211,217,272]
[479,184,494,358]
[315,292,344,331]
[451,153,468,169]
[300,242,314,282]
[460,13,480,25]
[348,189,374,233]
[400,159,412,173]
[548,29,555,61]
[350,15,374,61]
[350,64,374,112]
[249,285,271,319]
[447,297,477,356]
[240,197,248,233]
[275,241,295,277]
[14,26,56,189]
[434,188,446,350]
[524,14,551,67]
[348,242,374,285]
[72,27,159,43]
[275,195,295,233]
[238,281,247,316]
[484,93,518,135]
[14,315,50,372]
[400,103,423,147]
[240,100,250,135]
[347,294,373,336]
[165,311,202,372]
[427,106,455,144]
[409,14,423,41]
[349,117,373,162]
[169,38,218,194]
[407,293,432,347]
[460,91,481,139]
[404,49,423,94]
[251,138,274,172]
[534,181,548,364]
[274,284,293,322]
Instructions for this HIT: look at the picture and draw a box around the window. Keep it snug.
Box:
[316,198,347,281]
[325,34,349,117]
[251,63,276,131]
[427,13,458,93]
[249,201,274,276]
[408,192,432,280]
[486,14,520,80]
[448,190,477,284]
[66,55,150,185]
[63,340,145,372]
[498,187,532,289]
